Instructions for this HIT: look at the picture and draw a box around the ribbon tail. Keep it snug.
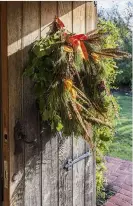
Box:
[80,41,88,60]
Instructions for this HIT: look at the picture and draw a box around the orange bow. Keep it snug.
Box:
[67,34,88,60]
[55,18,89,60]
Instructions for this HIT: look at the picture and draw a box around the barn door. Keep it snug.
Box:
[7,2,97,206]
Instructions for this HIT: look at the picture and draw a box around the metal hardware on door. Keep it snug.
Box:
[94,1,97,7]
[64,151,90,170]
[14,120,37,155]
[4,133,8,143]
[4,160,8,189]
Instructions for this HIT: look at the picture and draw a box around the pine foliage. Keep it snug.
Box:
[24,17,130,198]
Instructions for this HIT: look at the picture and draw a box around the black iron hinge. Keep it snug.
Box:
[14,120,37,155]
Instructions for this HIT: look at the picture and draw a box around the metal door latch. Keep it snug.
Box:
[4,161,8,189]
[14,120,37,155]
[64,151,90,170]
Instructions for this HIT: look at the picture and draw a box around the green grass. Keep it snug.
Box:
[107,92,132,161]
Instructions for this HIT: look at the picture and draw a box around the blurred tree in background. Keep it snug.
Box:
[98,2,132,88]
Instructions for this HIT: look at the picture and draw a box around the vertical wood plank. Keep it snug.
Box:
[85,2,97,206]
[58,1,72,31]
[22,2,41,206]
[41,1,57,37]
[73,2,86,205]
[73,2,85,34]
[58,135,73,206]
[58,2,73,206]
[0,2,9,206]
[58,3,73,205]
[41,131,59,206]
[73,137,85,206]
[41,2,59,206]
[92,5,97,206]
[85,1,97,32]
[72,8,86,205]
[72,2,96,206]
[84,124,94,206]
[7,2,24,206]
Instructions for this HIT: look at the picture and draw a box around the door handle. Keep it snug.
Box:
[14,120,37,155]
[64,151,91,170]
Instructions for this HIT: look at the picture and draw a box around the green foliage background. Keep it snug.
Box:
[96,19,120,199]
[98,3,132,87]
[96,3,132,202]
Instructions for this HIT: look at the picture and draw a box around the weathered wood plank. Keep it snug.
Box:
[58,2,73,206]
[58,134,73,206]
[73,136,85,206]
[41,131,59,206]
[73,2,85,34]
[41,2,59,206]
[92,151,96,206]
[41,1,57,37]
[72,2,86,206]
[84,124,94,206]
[7,2,24,206]
[85,3,97,205]
[0,2,9,206]
[58,1,72,31]
[86,1,97,32]
[92,6,97,205]
[22,2,41,206]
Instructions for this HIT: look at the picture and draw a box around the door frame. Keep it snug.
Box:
[0,2,9,206]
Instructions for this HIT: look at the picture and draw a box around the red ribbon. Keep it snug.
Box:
[68,35,88,60]
[69,34,88,41]
[55,17,65,28]
[55,17,89,60]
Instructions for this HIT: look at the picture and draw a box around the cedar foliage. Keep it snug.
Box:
[24,17,130,198]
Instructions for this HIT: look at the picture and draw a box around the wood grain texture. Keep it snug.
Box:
[58,2,73,206]
[73,1,85,34]
[0,2,9,206]
[85,3,97,205]
[92,6,97,205]
[41,1,57,37]
[41,2,59,206]
[41,132,59,206]
[73,136,85,206]
[58,135,73,206]
[22,2,41,206]
[6,2,97,206]
[85,124,94,206]
[58,1,72,31]
[92,150,96,206]
[85,1,97,32]
[7,2,24,206]
[72,2,86,206]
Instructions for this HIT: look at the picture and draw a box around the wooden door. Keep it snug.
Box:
[6,2,97,206]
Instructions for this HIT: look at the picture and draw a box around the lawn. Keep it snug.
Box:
[107,92,132,161]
